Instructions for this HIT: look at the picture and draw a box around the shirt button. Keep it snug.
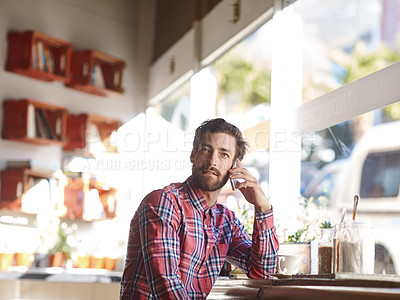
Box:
[259,220,263,223]
[203,293,207,297]
[207,245,210,249]
[204,225,207,228]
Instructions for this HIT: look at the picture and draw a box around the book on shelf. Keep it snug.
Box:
[35,41,55,73]
[27,104,36,138]
[55,117,62,137]
[35,108,56,139]
[35,109,45,138]
[44,47,54,73]
[41,45,47,72]
[40,109,57,139]
[36,41,45,71]
[32,44,38,70]
[92,64,105,88]
[6,160,33,169]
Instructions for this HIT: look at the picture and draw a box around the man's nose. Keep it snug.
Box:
[209,151,219,166]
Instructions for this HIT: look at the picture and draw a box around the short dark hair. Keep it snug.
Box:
[193,118,248,161]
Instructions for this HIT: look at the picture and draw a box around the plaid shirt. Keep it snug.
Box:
[120,176,278,299]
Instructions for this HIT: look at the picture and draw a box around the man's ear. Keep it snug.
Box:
[190,150,195,163]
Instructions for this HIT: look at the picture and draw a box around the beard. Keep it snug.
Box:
[192,166,230,192]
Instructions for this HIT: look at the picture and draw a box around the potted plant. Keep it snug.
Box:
[320,221,333,229]
[279,224,319,274]
[286,225,311,243]
[49,222,74,267]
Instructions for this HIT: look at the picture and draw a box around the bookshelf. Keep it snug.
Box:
[0,168,61,214]
[63,113,121,153]
[5,30,73,82]
[0,167,117,220]
[2,99,68,145]
[66,50,126,97]
[63,176,117,220]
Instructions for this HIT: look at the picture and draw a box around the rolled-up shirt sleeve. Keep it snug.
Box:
[226,209,279,278]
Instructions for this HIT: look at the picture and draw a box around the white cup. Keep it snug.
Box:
[277,254,302,275]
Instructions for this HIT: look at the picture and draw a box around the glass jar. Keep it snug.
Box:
[334,221,374,274]
[333,223,341,273]
[318,228,334,274]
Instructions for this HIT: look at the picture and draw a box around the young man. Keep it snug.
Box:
[120,118,278,299]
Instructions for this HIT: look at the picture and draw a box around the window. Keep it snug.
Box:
[213,22,272,130]
[360,150,400,198]
[153,80,191,132]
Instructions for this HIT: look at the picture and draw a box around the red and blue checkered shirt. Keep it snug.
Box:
[120,176,278,299]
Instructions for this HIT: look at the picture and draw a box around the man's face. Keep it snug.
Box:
[191,132,237,192]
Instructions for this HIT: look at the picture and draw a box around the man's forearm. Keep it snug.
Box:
[248,210,279,278]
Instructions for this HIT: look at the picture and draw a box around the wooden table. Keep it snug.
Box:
[209,274,400,300]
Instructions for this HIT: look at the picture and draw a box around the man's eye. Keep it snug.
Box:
[222,153,229,158]
[200,148,209,152]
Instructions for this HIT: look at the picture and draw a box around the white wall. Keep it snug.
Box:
[0,0,153,171]
[0,0,155,265]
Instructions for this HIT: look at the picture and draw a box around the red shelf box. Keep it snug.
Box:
[2,99,68,145]
[63,113,121,153]
[66,50,126,97]
[5,30,73,82]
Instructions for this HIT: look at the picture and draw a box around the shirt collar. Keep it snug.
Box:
[184,176,210,213]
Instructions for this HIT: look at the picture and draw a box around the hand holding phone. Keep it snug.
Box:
[230,160,239,190]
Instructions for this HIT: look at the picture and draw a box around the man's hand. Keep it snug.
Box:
[229,160,272,213]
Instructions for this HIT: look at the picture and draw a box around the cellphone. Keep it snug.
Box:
[230,160,238,191]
